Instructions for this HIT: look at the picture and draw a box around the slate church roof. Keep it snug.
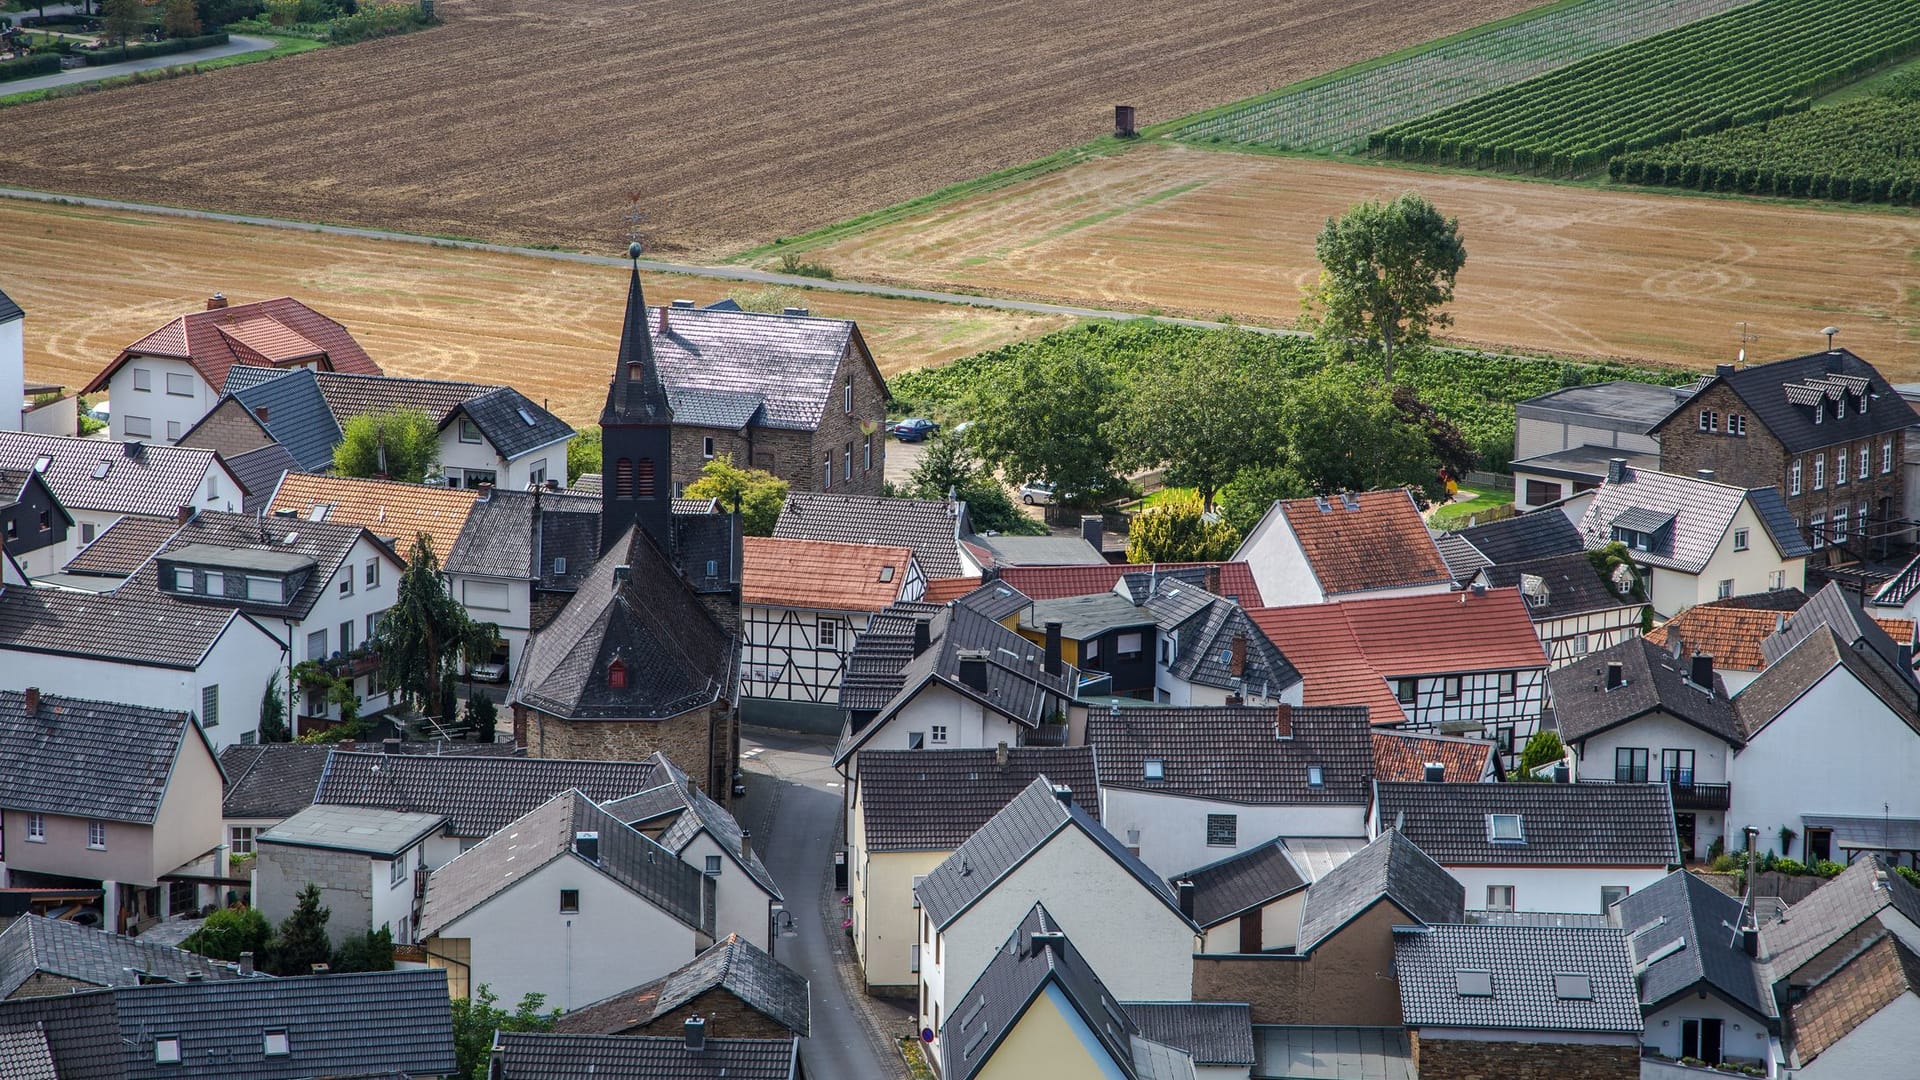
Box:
[1612,870,1776,1022]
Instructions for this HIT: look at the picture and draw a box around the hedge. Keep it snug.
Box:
[82,32,229,65]
[0,53,61,81]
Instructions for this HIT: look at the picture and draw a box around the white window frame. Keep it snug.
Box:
[87,821,107,850]
[703,436,715,459]
[390,855,408,887]
[339,573,354,597]
[201,684,219,729]
[863,434,873,471]
[366,559,380,588]
[155,1035,181,1064]
[27,812,45,842]
[1486,885,1515,911]
[1790,460,1802,495]
[262,1030,290,1057]
[1834,505,1848,543]
[230,825,255,855]
[1885,440,1895,474]
[705,855,723,876]
[818,618,839,650]
[823,452,833,490]
[1860,446,1871,480]
[844,374,854,415]
[1717,578,1734,600]
[123,415,152,439]
[1732,527,1749,552]
[458,419,483,444]
[1729,413,1746,436]
[167,419,183,441]
[930,724,948,744]
[1698,409,1715,432]
[1814,457,1825,490]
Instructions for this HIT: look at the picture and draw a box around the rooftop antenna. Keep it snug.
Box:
[1822,326,1840,353]
[1736,321,1758,365]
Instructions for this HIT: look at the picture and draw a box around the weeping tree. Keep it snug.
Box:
[374,535,497,724]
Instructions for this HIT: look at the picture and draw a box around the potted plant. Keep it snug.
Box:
[1778,825,1796,857]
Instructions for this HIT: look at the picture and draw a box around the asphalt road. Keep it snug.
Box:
[742,727,905,1080]
[1,35,276,95]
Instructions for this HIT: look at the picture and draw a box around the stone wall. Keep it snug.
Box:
[1412,1033,1639,1080]
[254,841,373,949]
[1190,901,1408,1025]
[176,398,276,456]
[520,702,734,808]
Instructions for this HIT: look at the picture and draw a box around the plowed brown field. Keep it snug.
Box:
[793,144,1920,374]
[0,199,1069,423]
[0,0,1539,259]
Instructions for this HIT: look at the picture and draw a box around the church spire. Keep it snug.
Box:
[603,242,671,426]
[600,245,676,555]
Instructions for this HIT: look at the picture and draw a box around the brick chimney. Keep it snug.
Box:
[1204,564,1221,596]
[739,829,752,862]
[1229,633,1247,677]
[657,306,670,336]
[1274,703,1292,739]
[23,687,39,715]
[995,741,1009,769]
[206,293,228,311]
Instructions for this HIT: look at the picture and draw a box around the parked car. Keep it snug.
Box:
[890,417,939,442]
[86,399,110,424]
[467,662,507,684]
[1019,481,1057,505]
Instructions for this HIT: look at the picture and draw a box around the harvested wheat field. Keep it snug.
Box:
[0,198,1070,423]
[794,143,1920,374]
[0,0,1539,259]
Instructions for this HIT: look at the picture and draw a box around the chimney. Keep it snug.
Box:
[256,405,269,422]
[574,830,601,864]
[124,440,145,460]
[1423,762,1446,783]
[476,482,494,503]
[206,292,228,310]
[1274,703,1293,738]
[739,829,752,862]
[995,741,1009,768]
[1044,621,1063,676]
[1607,457,1628,484]
[684,1015,706,1052]
[239,952,254,976]
[1553,762,1570,784]
[310,963,330,976]
[1080,515,1103,552]
[1697,469,1716,482]
[671,299,695,309]
[1031,930,1069,957]
[957,652,990,692]
[1743,926,1759,956]
[912,618,931,657]
[657,306,670,335]
[545,478,560,491]
[23,687,39,715]
[1205,564,1221,596]
[1605,661,1624,691]
[383,737,401,754]
[1470,582,1487,598]
[176,504,196,525]
[1230,633,1247,676]
[1174,879,1196,920]
[1050,784,1074,808]
[1717,363,1737,376]
[782,307,810,318]
[1690,653,1715,692]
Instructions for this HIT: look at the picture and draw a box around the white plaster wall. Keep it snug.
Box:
[440,433,568,491]
[1512,469,1576,512]
[678,829,774,952]
[1234,512,1324,607]
[1197,890,1305,954]
[1447,864,1669,915]
[0,318,21,433]
[1572,711,1732,785]
[1513,416,1659,461]
[1729,666,1920,858]
[860,687,1027,759]
[111,357,214,444]
[1642,994,1772,1064]
[289,534,402,718]
[371,842,427,943]
[1100,787,1366,879]
[1797,991,1920,1078]
[1648,503,1804,616]
[452,571,531,676]
[436,853,701,1011]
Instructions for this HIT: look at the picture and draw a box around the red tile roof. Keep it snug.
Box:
[1371,730,1494,783]
[741,536,913,612]
[1251,588,1548,725]
[922,576,984,603]
[1647,604,1913,673]
[1275,489,1451,596]
[85,297,381,395]
[995,562,1263,607]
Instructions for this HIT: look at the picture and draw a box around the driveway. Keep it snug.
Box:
[1,34,275,95]
[739,726,909,1080]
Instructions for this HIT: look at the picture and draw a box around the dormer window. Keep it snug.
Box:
[1487,814,1526,844]
[607,660,628,689]
[1815,401,1824,424]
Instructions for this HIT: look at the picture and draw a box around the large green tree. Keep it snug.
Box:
[964,347,1125,506]
[1117,335,1283,510]
[1304,192,1467,381]
[101,0,143,43]
[684,455,789,537]
[1126,494,1241,563]
[566,426,601,484]
[333,408,441,483]
[374,536,497,723]
[899,432,1045,536]
[451,986,556,1080]
[1272,368,1438,496]
[267,885,332,976]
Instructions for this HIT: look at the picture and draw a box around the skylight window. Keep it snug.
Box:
[1488,814,1526,844]
[154,1035,182,1065]
[263,1029,290,1056]
[1143,759,1165,782]
[1307,766,1325,788]
[92,460,112,480]
[1553,974,1593,1000]
[517,406,537,426]
[1456,970,1493,997]
[879,566,895,583]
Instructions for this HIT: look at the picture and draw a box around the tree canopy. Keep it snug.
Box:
[452,986,556,1080]
[963,346,1125,506]
[566,425,601,484]
[1304,192,1467,380]
[267,885,332,977]
[373,535,498,723]
[684,455,790,536]
[1271,368,1439,498]
[1116,335,1283,509]
[1126,494,1241,563]
[897,432,1045,536]
[333,408,441,483]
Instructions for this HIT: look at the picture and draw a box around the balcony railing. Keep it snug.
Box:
[1582,775,1732,811]
[1028,723,1070,747]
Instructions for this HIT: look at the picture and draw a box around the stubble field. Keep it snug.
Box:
[0,199,1070,423]
[0,0,1539,259]
[787,143,1920,373]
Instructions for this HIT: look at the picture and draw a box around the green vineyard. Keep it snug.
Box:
[1609,99,1920,203]
[1371,0,1920,175]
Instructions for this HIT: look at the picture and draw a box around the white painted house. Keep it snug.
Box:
[1233,489,1455,607]
[0,284,22,433]
[254,804,445,948]
[1613,871,1780,1071]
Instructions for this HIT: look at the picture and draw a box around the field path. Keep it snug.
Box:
[0,35,276,95]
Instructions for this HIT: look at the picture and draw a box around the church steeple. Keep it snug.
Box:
[601,245,675,555]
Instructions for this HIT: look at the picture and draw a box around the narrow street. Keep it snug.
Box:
[738,726,909,1080]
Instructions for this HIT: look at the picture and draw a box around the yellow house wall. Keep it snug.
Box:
[1015,627,1082,667]
[975,985,1129,1080]
[862,850,947,992]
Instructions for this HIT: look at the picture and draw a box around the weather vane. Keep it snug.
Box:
[625,193,648,256]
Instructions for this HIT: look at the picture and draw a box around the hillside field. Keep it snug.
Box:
[0,0,1538,259]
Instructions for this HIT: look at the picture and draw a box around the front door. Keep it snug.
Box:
[1676,813,1697,862]
[1808,827,1833,863]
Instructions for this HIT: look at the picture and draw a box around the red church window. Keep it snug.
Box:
[615,458,634,498]
[608,660,628,689]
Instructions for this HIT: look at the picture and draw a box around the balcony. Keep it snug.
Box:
[1579,775,1730,812]
[1027,722,1070,747]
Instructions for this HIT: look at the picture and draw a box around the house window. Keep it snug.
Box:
[1814,456,1825,490]
[391,856,408,887]
[1697,409,1717,432]
[1811,513,1826,549]
[342,618,356,651]
[911,943,921,972]
[459,419,482,444]
[1662,749,1695,785]
[705,856,722,876]
[1205,814,1238,847]
[818,618,839,650]
[1861,446,1872,480]
[1143,759,1165,782]
[1717,578,1734,600]
[863,434,873,471]
[1729,413,1746,436]
[1834,506,1848,543]
[154,1036,181,1065]
[1885,440,1895,474]
[1443,676,1461,700]
[845,442,854,481]
[1498,672,1516,698]
[123,415,152,439]
[529,461,546,487]
[560,889,580,913]
[1117,632,1144,660]
[167,420,183,441]
[230,826,255,855]
[339,572,354,597]
[823,452,833,490]
[132,367,152,391]
[607,661,627,689]
[1790,460,1802,495]
[1815,401,1824,424]
[1838,396,1848,419]
[1486,886,1515,912]
[553,557,567,576]
[1601,885,1631,911]
[368,610,384,639]
[88,821,107,850]
[844,374,854,415]
[930,724,948,744]
[307,629,328,661]
[908,731,925,750]
[1488,815,1525,844]
[166,372,194,397]
[27,813,44,842]
[81,522,96,544]
[366,560,380,588]
[1158,638,1171,664]
[703,436,716,459]
[1770,569,1786,591]
[1396,679,1416,704]
[1615,747,1649,783]
[1732,528,1749,552]
[1524,479,1564,506]
[201,685,219,729]
[1836,453,1847,486]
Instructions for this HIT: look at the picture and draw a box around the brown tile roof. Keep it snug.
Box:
[60,516,183,577]
[740,536,911,612]
[996,562,1263,607]
[85,297,380,395]
[268,473,479,564]
[1793,933,1920,1065]
[311,371,497,429]
[1275,489,1451,596]
[921,576,983,603]
[1649,600,1915,675]
[1372,730,1495,782]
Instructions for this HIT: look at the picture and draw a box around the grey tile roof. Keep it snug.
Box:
[1656,349,1920,455]
[1088,704,1371,805]
[1297,830,1464,953]
[1121,1002,1253,1067]
[1375,781,1680,866]
[643,754,782,900]
[1613,870,1776,1021]
[494,1032,799,1080]
[444,386,574,461]
[119,510,379,624]
[0,991,119,1080]
[1252,1026,1414,1080]
[667,386,765,428]
[1762,856,1920,983]
[941,904,1141,1080]
[224,444,298,514]
[514,524,735,721]
[1393,923,1643,1034]
[258,804,445,858]
[1020,591,1154,640]
[228,369,342,473]
[1548,637,1741,748]
[554,933,809,1038]
[956,580,1035,624]
[1480,552,1641,621]
[774,492,966,579]
[1175,841,1307,928]
[60,515,183,578]
[1764,581,1912,678]
[1737,625,1920,740]
[1575,466,1776,574]
[0,285,21,324]
[316,750,656,838]
[0,1024,57,1080]
[444,489,602,583]
[0,689,198,824]
[647,305,860,431]
[0,916,240,999]
[1453,511,1588,566]
[837,602,942,713]
[539,505,603,593]
[219,744,335,819]
[0,431,225,518]
[1143,580,1300,694]
[0,581,250,670]
[917,777,1189,931]
[1432,530,1492,582]
[309,369,496,429]
[857,746,1099,852]
[420,791,713,939]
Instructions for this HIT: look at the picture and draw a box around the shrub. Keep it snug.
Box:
[776,253,834,280]
[81,31,228,64]
[180,905,271,961]
[1898,866,1920,889]
[1811,859,1846,879]
[0,54,61,81]
[1772,858,1806,877]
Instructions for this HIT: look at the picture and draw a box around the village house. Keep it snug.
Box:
[267,471,479,562]
[0,689,224,935]
[492,1030,804,1080]
[1175,840,1312,957]
[80,294,384,446]
[1612,869,1780,1070]
[1370,729,1496,784]
[1509,380,1677,510]
[1233,488,1455,607]
[774,490,980,580]
[1644,588,1814,693]
[0,466,71,580]
[252,804,446,948]
[845,744,1099,997]
[993,560,1266,607]
[1472,551,1648,668]
[443,484,603,682]
[1372,780,1680,915]
[1430,507,1589,582]
[552,933,810,1041]
[0,914,244,1000]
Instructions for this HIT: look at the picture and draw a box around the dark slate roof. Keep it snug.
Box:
[219,744,335,819]
[554,933,809,1038]
[1737,624,1920,740]
[420,791,714,938]
[0,1024,58,1080]
[224,444,298,514]
[774,492,966,579]
[60,516,183,578]
[1375,781,1680,866]
[1548,636,1742,748]
[956,580,1035,623]
[0,285,22,324]
[1121,1002,1254,1067]
[916,777,1191,931]
[514,524,736,721]
[0,432,226,518]
[1175,840,1307,928]
[541,505,603,592]
[1763,580,1915,683]
[0,991,119,1080]
[857,746,1099,852]
[119,510,382,624]
[1086,704,1370,805]
[941,904,1141,1080]
[1762,856,1920,982]
[838,601,945,712]
[645,305,862,431]
[1612,870,1776,1022]
[1296,830,1464,953]
[228,369,342,473]
[1480,552,1640,621]
[316,750,656,837]
[442,386,574,460]
[0,690,198,825]
[444,488,600,582]
[1654,348,1919,454]
[668,386,764,428]
[1432,530,1492,582]
[1142,578,1301,694]
[309,369,496,429]
[1747,485,1810,559]
[494,1032,799,1080]
[643,754,782,900]
[0,916,240,999]
[0,584,250,670]
[1453,511,1587,566]
[1393,923,1643,1034]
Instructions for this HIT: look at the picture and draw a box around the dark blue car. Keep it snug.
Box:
[890,418,939,442]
